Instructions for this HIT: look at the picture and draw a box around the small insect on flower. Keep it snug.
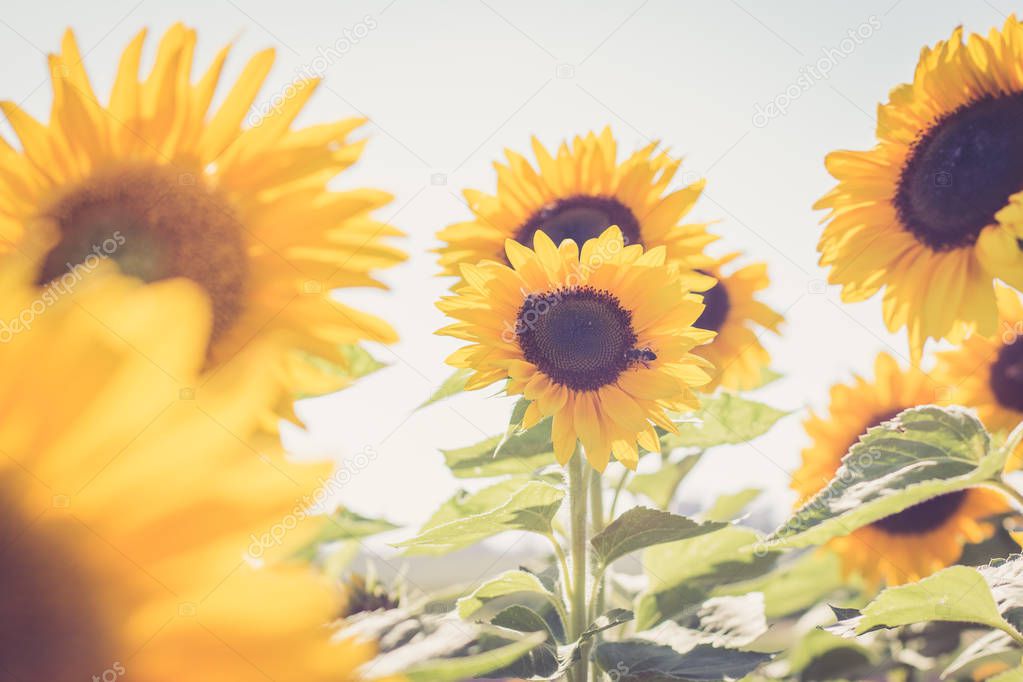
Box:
[624,346,657,368]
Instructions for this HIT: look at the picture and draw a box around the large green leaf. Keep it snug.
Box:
[786,629,873,681]
[442,420,556,479]
[827,565,1020,641]
[591,507,725,570]
[636,526,775,628]
[593,640,771,681]
[639,594,767,652]
[288,509,398,561]
[664,393,789,450]
[402,628,548,682]
[457,570,561,620]
[396,481,565,556]
[715,550,851,619]
[766,406,1011,550]
[421,476,560,532]
[628,454,703,509]
[702,488,762,523]
[419,367,472,408]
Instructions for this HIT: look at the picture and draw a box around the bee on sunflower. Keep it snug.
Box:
[437,226,715,472]
[935,286,1023,470]
[0,25,405,431]
[815,16,1023,357]
[691,254,783,391]
[791,352,1007,586]
[436,128,717,280]
[0,267,392,681]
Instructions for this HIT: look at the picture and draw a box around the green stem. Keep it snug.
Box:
[589,468,606,627]
[992,479,1023,511]
[608,469,630,520]
[568,450,590,682]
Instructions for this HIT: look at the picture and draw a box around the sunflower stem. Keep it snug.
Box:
[992,479,1023,512]
[589,467,607,628]
[568,449,591,682]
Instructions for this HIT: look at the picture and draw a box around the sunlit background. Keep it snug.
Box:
[2,0,1013,581]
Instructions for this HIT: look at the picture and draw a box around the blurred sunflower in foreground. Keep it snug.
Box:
[935,286,1023,471]
[437,226,714,472]
[436,128,717,280]
[791,352,1008,586]
[0,25,405,430]
[816,16,1023,357]
[0,267,390,681]
[691,254,783,391]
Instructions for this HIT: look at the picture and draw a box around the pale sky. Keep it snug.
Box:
[1,0,1013,537]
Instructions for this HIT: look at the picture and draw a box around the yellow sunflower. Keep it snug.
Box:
[690,254,783,391]
[437,226,714,472]
[0,25,405,430]
[0,268,393,681]
[791,352,1007,586]
[935,285,1023,470]
[436,127,717,279]
[815,16,1023,357]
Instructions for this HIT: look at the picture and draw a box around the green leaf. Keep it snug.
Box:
[636,526,775,629]
[457,570,561,620]
[293,345,386,398]
[421,477,535,531]
[490,606,560,678]
[766,406,1007,550]
[628,454,702,509]
[442,420,556,479]
[593,640,771,682]
[664,393,789,450]
[827,565,1020,642]
[402,628,548,682]
[640,594,767,652]
[288,509,398,561]
[755,366,783,389]
[591,507,726,569]
[715,550,851,619]
[337,344,386,378]
[396,481,565,556]
[786,629,873,680]
[702,488,762,522]
[419,367,472,408]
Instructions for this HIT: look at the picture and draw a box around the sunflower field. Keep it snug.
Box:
[6,2,1023,682]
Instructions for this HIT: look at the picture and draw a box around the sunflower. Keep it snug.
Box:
[815,16,1023,357]
[0,268,392,681]
[690,254,783,391]
[0,25,405,430]
[436,127,717,279]
[437,226,714,472]
[934,286,1023,470]
[791,352,1007,586]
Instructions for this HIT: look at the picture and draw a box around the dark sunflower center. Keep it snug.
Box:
[853,408,968,535]
[38,163,249,346]
[894,92,1023,251]
[694,270,730,332]
[990,337,1023,412]
[516,286,637,391]
[1,505,116,678]
[514,195,642,248]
